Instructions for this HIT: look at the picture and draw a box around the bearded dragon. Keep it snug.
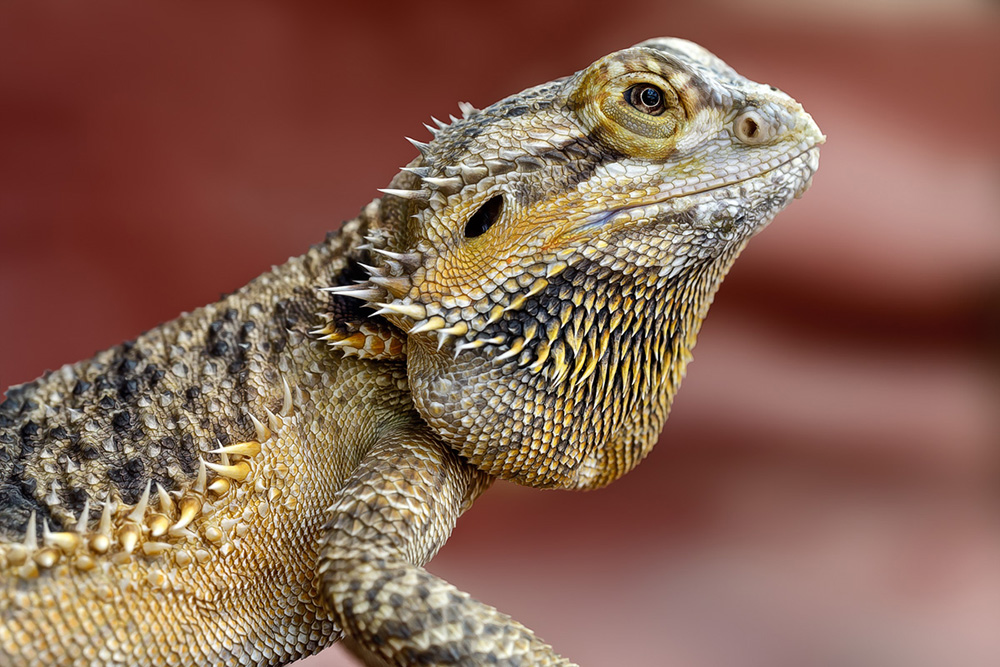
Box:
[0,37,823,666]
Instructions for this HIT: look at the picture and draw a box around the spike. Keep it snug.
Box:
[431,116,448,130]
[211,441,262,458]
[503,293,530,314]
[264,407,281,433]
[248,412,271,443]
[454,335,503,357]
[439,322,469,337]
[405,136,431,155]
[119,523,141,554]
[409,316,447,335]
[44,527,81,553]
[401,166,430,178]
[90,502,112,554]
[381,259,404,275]
[326,334,366,349]
[320,284,383,301]
[454,339,487,354]
[98,498,113,536]
[422,176,463,195]
[170,496,202,533]
[496,337,527,362]
[127,480,152,523]
[281,377,293,417]
[422,175,463,190]
[75,498,91,533]
[371,248,422,270]
[527,277,550,297]
[155,483,175,518]
[194,459,207,494]
[578,346,600,385]
[148,513,171,538]
[377,188,430,201]
[357,262,388,278]
[320,282,367,293]
[458,101,476,117]
[436,332,453,351]
[204,460,251,482]
[373,301,428,321]
[423,122,439,136]
[369,275,412,299]
[45,480,60,507]
[486,304,506,325]
[34,547,60,568]
[528,339,552,371]
[45,526,81,553]
[208,477,232,497]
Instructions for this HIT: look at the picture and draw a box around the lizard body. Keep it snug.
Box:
[0,38,822,666]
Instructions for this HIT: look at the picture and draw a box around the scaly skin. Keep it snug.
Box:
[0,38,822,666]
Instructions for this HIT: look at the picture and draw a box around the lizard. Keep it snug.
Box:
[0,37,823,666]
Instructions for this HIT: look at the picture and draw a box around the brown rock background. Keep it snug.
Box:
[1,1,997,665]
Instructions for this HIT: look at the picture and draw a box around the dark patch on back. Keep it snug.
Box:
[176,434,199,475]
[108,457,146,504]
[111,410,132,432]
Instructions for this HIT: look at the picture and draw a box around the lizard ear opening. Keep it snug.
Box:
[464,195,503,239]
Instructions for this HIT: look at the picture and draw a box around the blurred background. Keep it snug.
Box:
[0,1,997,665]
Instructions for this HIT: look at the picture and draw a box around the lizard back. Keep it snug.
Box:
[0,206,421,663]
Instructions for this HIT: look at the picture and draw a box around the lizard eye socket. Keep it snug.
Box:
[464,195,504,239]
[625,84,666,116]
[595,75,680,152]
[570,52,686,160]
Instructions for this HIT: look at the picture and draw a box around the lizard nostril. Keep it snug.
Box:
[464,195,504,239]
[734,109,769,145]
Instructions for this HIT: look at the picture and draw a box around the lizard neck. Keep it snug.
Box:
[406,244,741,490]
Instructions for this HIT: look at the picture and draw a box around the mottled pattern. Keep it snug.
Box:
[0,208,414,664]
[1,38,821,666]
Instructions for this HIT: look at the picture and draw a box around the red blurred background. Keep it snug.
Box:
[1,1,997,665]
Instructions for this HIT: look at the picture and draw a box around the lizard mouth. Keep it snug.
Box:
[576,141,821,233]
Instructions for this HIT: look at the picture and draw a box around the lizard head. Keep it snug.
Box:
[338,37,824,489]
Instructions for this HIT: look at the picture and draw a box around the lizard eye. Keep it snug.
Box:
[464,195,503,239]
[625,84,666,116]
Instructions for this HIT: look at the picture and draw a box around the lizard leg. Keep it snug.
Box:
[317,425,577,667]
